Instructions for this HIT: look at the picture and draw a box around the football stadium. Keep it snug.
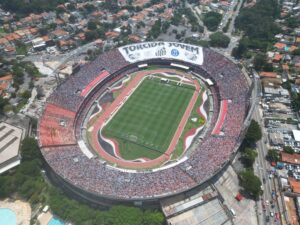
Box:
[38,42,253,205]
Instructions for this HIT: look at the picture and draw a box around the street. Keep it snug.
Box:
[254,103,286,225]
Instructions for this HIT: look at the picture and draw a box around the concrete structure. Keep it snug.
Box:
[269,132,284,146]
[293,130,300,142]
[161,186,231,225]
[0,122,23,174]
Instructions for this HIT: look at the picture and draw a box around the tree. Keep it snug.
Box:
[148,19,162,39]
[69,15,76,23]
[267,149,280,162]
[231,39,248,59]
[285,17,300,28]
[283,146,294,154]
[85,31,98,41]
[0,96,8,114]
[234,0,281,54]
[1,0,69,16]
[242,148,258,168]
[83,3,96,13]
[87,20,97,30]
[0,134,166,225]
[203,12,222,31]
[171,11,182,26]
[102,0,119,13]
[239,170,262,199]
[162,22,170,33]
[108,206,143,225]
[21,90,31,99]
[293,49,300,56]
[245,120,262,144]
[143,210,165,225]
[20,137,41,161]
[222,18,231,33]
[66,3,76,11]
[253,53,267,71]
[39,28,48,36]
[209,32,230,48]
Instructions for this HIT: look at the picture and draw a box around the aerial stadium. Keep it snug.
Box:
[38,42,253,206]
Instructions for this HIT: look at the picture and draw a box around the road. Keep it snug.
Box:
[218,0,238,32]
[186,3,210,40]
[254,105,285,225]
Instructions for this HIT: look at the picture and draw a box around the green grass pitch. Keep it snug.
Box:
[102,77,195,160]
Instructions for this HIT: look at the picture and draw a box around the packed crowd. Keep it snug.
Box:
[93,49,130,74]
[48,50,130,112]
[39,47,250,199]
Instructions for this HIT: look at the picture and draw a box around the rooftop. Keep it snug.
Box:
[293,130,300,142]
[0,122,23,174]
[281,152,300,165]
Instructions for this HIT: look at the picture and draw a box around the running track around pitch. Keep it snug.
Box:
[90,69,200,169]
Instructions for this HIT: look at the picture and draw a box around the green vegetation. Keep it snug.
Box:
[293,49,300,56]
[283,146,295,154]
[103,78,194,160]
[239,170,262,199]
[209,32,230,48]
[16,46,27,56]
[283,81,300,112]
[245,120,262,144]
[238,119,263,198]
[0,137,45,202]
[203,12,222,31]
[148,19,162,39]
[1,0,68,15]
[171,8,204,32]
[222,18,231,33]
[241,148,258,168]
[0,136,165,225]
[291,91,300,111]
[253,53,273,72]
[23,62,41,78]
[232,0,280,58]
[285,16,300,29]
[267,149,280,162]
[0,27,7,35]
[184,38,210,47]
[0,96,8,114]
[49,189,164,225]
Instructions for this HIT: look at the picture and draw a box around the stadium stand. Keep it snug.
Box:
[39,43,250,202]
[39,103,76,147]
[80,70,110,97]
[212,100,228,135]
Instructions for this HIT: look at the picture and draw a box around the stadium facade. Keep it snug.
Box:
[38,42,253,206]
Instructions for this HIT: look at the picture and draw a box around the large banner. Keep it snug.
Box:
[118,42,203,65]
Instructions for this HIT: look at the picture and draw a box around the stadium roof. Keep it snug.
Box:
[0,122,23,174]
[166,198,230,225]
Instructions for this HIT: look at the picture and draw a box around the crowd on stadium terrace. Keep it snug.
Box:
[48,50,129,112]
[93,49,130,74]
[223,102,247,138]
[42,145,197,198]
[39,47,250,199]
